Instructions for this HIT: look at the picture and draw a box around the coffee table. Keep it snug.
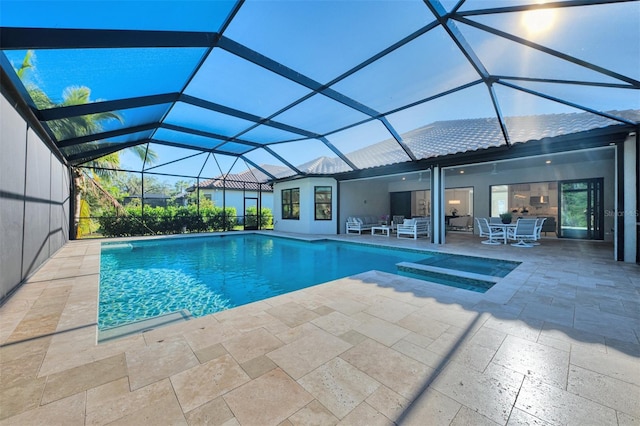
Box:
[371,226,390,237]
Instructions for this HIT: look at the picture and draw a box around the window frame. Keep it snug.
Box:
[314,186,332,221]
[281,188,300,220]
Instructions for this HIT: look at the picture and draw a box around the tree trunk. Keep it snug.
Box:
[72,168,125,239]
[73,168,83,239]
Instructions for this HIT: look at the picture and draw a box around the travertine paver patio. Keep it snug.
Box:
[1,232,638,425]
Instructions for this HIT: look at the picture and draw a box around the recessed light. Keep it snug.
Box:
[545,160,551,164]
[402,177,406,180]
[459,170,464,174]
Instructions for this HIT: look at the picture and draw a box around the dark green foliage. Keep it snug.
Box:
[499,212,513,223]
[245,206,273,228]
[97,205,242,237]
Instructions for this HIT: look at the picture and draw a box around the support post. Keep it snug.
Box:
[431,165,445,244]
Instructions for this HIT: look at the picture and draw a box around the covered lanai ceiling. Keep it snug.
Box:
[1,0,639,184]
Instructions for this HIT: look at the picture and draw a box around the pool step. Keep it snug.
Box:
[395,262,498,293]
[98,310,193,343]
[101,243,133,251]
[396,262,500,284]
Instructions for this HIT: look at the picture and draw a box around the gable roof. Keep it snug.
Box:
[196,165,285,191]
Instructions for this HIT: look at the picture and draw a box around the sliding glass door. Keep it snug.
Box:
[390,191,412,219]
[558,178,604,239]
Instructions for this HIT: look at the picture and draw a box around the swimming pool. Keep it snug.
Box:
[99,234,516,330]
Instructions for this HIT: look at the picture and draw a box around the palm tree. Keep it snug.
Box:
[16,51,156,237]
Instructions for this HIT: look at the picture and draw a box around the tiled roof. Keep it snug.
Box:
[197,165,289,191]
[313,109,640,173]
[199,110,638,183]
[295,156,351,175]
[197,178,271,192]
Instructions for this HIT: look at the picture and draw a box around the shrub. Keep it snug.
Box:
[245,206,273,228]
[95,205,259,237]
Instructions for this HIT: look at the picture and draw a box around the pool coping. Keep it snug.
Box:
[98,310,194,343]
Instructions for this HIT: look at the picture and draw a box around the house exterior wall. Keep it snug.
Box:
[338,148,619,243]
[267,145,630,257]
[273,178,338,234]
[198,188,274,215]
[444,151,616,242]
[338,179,390,234]
[1,93,70,302]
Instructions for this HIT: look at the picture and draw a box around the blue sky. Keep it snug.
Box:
[0,0,236,31]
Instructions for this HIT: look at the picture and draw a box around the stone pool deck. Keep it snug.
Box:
[1,232,638,425]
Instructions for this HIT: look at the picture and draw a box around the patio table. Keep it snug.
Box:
[491,223,517,244]
[371,226,390,237]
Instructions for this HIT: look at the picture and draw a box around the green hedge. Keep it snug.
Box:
[97,205,240,237]
[245,206,273,228]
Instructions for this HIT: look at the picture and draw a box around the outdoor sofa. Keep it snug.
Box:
[346,215,382,234]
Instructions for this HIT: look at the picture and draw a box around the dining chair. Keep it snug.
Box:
[476,218,505,245]
[509,219,538,247]
[531,217,546,245]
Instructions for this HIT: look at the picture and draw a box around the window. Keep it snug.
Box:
[314,186,332,220]
[445,187,473,217]
[282,188,300,220]
[490,181,558,219]
[203,194,212,201]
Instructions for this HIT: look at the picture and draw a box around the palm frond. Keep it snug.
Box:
[62,86,91,105]
[129,144,158,166]
[88,153,120,180]
[27,87,55,110]
[16,50,35,79]
[86,173,126,214]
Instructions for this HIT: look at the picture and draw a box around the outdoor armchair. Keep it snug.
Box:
[476,218,505,245]
[397,217,430,239]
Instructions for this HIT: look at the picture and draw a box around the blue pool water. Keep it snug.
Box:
[99,235,516,329]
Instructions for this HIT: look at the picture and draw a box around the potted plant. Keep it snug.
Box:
[499,212,513,224]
